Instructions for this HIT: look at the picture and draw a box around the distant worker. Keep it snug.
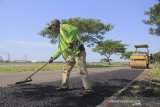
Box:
[48,19,93,95]
[149,53,155,65]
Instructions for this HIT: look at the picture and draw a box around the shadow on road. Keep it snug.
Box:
[0,68,144,107]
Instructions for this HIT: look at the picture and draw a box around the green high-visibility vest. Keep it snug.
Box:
[52,24,83,60]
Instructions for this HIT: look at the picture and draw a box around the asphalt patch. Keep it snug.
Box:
[0,68,143,107]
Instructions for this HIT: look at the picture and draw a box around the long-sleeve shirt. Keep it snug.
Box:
[52,24,83,60]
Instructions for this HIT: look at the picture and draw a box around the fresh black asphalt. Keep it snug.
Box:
[0,67,144,107]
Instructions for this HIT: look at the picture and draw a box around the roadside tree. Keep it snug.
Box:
[154,52,160,63]
[120,51,133,60]
[39,17,114,47]
[143,0,160,36]
[92,40,128,65]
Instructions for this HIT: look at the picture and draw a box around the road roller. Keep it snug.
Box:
[129,44,149,68]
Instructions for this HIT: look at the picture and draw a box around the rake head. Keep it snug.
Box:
[15,77,32,84]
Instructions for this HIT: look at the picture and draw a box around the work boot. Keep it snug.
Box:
[56,87,68,91]
[83,89,94,96]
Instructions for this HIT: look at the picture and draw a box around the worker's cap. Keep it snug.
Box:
[48,19,60,29]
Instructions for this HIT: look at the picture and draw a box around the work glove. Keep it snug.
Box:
[48,57,54,63]
[68,43,73,49]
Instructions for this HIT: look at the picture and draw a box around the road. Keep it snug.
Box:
[0,66,144,107]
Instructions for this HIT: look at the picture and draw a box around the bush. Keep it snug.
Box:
[154,52,160,64]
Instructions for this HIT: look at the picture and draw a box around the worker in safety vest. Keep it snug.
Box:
[48,19,93,94]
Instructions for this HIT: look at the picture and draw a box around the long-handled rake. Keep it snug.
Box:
[15,47,69,85]
[15,62,49,84]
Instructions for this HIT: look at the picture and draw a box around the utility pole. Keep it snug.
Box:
[24,55,27,62]
[8,53,10,62]
[0,56,2,62]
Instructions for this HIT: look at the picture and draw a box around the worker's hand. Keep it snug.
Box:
[68,43,73,49]
[48,57,54,63]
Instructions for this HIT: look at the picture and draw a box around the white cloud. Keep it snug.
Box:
[13,41,54,47]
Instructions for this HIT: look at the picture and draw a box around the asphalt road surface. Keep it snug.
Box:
[0,66,144,107]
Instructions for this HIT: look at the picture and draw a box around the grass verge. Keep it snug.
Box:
[120,62,160,97]
[0,62,128,73]
[0,63,63,73]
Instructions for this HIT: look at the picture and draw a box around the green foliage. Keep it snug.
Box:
[92,40,128,64]
[100,58,112,62]
[154,51,160,63]
[39,25,59,44]
[120,51,133,60]
[39,17,114,47]
[143,1,160,36]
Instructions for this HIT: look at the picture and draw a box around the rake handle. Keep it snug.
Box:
[24,62,49,80]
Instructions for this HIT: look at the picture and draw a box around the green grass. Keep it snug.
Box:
[0,62,128,73]
[151,68,160,80]
[0,63,63,73]
[121,63,160,97]
[87,62,128,68]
